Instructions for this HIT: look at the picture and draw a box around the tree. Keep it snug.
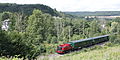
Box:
[1,12,12,21]
[24,9,55,58]
[26,9,54,43]
[110,22,118,33]
[88,20,101,37]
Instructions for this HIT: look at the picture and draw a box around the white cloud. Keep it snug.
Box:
[0,0,120,11]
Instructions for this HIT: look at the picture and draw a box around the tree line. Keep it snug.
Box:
[0,3,60,16]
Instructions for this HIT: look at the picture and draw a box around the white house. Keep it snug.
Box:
[1,19,10,31]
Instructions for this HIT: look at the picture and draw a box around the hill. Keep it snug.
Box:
[0,3,60,16]
[64,11,120,16]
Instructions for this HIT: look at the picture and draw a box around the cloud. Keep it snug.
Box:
[0,0,120,11]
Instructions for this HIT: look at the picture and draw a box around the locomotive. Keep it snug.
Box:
[56,35,109,54]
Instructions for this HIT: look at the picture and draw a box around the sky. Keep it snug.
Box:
[0,0,120,12]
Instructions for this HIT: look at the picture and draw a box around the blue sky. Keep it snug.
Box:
[0,0,120,11]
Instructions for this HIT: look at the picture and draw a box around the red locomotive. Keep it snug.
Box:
[56,43,72,53]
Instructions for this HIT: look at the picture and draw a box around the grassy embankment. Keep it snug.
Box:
[40,44,120,60]
[57,45,120,60]
[0,43,120,60]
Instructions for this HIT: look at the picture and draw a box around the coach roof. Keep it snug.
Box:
[69,35,109,43]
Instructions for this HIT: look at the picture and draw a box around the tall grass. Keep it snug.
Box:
[39,45,120,60]
[0,45,119,60]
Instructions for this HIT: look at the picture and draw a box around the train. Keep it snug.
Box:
[56,35,109,54]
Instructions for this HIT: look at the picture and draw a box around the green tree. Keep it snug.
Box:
[8,13,27,32]
[88,20,101,37]
[1,12,12,21]
[25,9,55,58]
[26,9,54,43]
[110,22,118,33]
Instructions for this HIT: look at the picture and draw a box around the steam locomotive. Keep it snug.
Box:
[56,35,109,54]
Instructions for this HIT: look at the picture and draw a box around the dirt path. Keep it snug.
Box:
[36,53,64,60]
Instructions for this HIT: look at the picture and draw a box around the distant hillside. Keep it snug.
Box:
[0,3,60,16]
[64,11,120,16]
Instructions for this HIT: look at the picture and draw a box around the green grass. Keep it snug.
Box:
[57,46,120,60]
[39,45,120,60]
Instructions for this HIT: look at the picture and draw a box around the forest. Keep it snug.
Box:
[0,3,60,16]
[0,3,120,60]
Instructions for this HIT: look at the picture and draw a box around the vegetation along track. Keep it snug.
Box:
[37,41,108,60]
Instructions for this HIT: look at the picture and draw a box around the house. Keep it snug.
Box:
[1,19,10,31]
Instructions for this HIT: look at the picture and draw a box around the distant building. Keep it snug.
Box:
[85,16,96,20]
[85,16,120,20]
[1,19,10,31]
[53,16,62,19]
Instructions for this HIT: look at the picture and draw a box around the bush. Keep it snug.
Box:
[109,34,120,45]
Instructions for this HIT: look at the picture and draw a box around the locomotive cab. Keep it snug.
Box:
[56,44,72,54]
[56,46,64,53]
[57,46,62,50]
